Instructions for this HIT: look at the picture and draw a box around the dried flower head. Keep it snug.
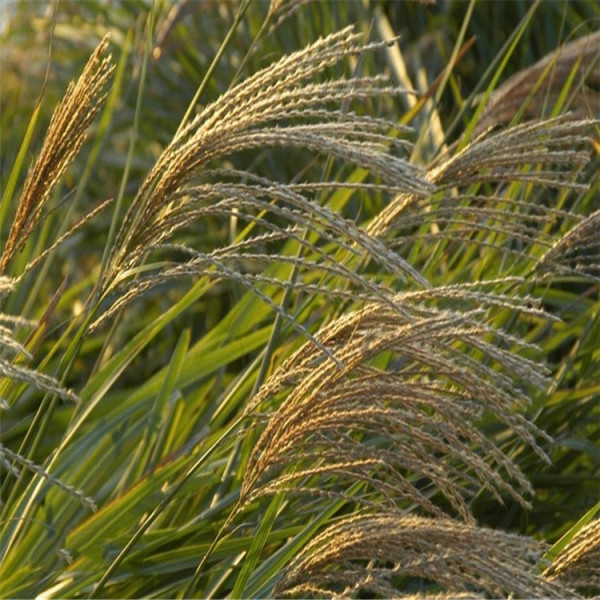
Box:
[101,27,430,299]
[241,285,553,521]
[0,35,114,274]
[474,31,600,136]
[275,513,573,598]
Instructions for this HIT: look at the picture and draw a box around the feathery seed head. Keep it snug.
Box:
[104,27,429,289]
[0,35,114,275]
[241,289,552,522]
[275,513,574,598]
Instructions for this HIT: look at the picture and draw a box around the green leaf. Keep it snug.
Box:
[230,491,286,599]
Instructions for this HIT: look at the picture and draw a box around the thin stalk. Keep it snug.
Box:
[412,0,475,161]
[174,0,251,139]
[443,0,542,151]
[230,5,272,88]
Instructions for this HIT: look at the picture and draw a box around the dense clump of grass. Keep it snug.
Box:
[0,1,598,598]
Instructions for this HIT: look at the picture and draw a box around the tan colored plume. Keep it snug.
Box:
[274,513,574,598]
[0,35,114,274]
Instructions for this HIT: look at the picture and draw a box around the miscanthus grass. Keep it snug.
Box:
[0,2,598,598]
[274,513,569,598]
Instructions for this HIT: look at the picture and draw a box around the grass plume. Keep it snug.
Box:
[99,27,429,298]
[240,287,552,522]
[0,35,114,275]
[474,31,600,135]
[274,513,575,598]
